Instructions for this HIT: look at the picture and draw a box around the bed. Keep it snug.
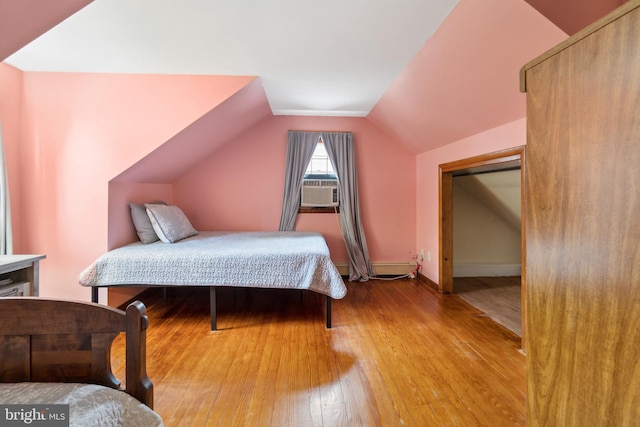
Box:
[0,297,162,426]
[79,231,347,330]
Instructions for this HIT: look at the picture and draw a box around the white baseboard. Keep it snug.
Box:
[334,262,415,277]
[453,263,521,277]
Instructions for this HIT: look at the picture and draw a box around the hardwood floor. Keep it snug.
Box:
[453,276,522,336]
[111,279,525,426]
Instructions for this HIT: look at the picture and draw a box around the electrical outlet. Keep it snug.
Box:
[427,251,431,262]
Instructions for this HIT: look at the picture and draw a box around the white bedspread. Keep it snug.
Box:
[79,231,347,299]
[0,383,163,427]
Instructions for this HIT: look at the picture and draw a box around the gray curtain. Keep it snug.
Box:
[322,132,375,281]
[278,131,318,231]
[0,122,13,255]
[279,130,375,281]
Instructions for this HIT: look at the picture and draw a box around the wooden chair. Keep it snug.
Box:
[0,298,153,408]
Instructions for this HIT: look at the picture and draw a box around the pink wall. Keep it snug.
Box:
[8,70,254,301]
[0,63,24,250]
[102,110,416,306]
[416,118,526,284]
[3,65,415,304]
[174,115,417,265]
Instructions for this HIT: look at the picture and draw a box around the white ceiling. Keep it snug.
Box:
[5,0,459,117]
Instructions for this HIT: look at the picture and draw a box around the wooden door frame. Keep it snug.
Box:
[438,146,526,346]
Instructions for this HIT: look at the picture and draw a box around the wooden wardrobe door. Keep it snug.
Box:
[522,2,640,425]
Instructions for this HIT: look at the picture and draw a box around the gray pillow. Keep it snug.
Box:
[129,202,162,244]
[145,204,198,243]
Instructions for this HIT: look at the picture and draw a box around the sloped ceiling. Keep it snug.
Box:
[0,0,93,61]
[3,0,459,117]
[454,170,522,231]
[524,0,627,35]
[112,78,272,183]
[1,0,627,160]
[366,0,627,153]
[367,0,567,153]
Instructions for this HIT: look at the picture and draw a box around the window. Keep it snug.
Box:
[300,142,339,213]
[305,142,336,178]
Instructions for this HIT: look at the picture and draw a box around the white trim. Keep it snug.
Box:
[273,109,369,117]
[453,263,521,277]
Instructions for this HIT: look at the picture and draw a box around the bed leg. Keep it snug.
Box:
[326,296,332,329]
[210,287,217,331]
[91,287,98,303]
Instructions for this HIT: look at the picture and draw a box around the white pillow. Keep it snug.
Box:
[129,201,166,244]
[144,204,198,243]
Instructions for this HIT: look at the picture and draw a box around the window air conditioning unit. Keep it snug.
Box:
[301,179,339,207]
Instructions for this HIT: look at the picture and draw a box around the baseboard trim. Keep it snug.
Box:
[417,272,441,292]
[334,262,414,277]
[453,263,521,278]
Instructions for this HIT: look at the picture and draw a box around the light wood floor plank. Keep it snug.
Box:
[112,279,525,426]
[454,276,522,336]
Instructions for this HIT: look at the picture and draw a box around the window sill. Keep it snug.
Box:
[298,206,340,214]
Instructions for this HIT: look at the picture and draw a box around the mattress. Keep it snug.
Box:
[79,231,347,299]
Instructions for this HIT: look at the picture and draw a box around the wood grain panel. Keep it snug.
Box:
[439,169,453,293]
[0,336,30,381]
[1,299,126,335]
[523,2,640,425]
[31,334,92,382]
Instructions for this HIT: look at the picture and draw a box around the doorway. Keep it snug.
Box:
[439,146,526,346]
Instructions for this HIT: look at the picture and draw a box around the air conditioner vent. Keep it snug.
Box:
[301,180,339,207]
